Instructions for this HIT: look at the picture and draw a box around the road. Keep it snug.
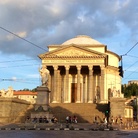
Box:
[0,130,138,138]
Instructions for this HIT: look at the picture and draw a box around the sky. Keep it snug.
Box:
[0,0,138,90]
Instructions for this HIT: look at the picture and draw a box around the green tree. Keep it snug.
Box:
[122,83,138,98]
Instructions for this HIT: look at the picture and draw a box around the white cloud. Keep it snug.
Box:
[0,0,138,89]
[12,77,17,81]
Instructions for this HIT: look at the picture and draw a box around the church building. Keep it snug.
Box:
[38,35,122,104]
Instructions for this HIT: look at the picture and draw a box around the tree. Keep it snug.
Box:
[122,83,138,98]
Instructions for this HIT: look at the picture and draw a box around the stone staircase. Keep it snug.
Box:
[49,103,108,123]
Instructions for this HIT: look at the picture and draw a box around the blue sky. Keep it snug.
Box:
[0,0,138,90]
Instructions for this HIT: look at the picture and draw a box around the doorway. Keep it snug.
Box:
[71,83,77,103]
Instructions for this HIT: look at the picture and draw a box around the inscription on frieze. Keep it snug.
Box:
[42,60,104,64]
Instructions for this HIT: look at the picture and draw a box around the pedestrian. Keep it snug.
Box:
[26,116,30,123]
[69,116,72,123]
[115,117,118,124]
[43,116,49,123]
[66,116,69,123]
[33,116,37,123]
[111,116,114,125]
[54,117,58,123]
[104,117,107,125]
[51,116,55,123]
[39,116,43,123]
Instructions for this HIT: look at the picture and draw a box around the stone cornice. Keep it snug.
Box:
[40,55,106,60]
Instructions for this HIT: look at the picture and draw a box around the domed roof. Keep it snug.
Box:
[62,35,102,45]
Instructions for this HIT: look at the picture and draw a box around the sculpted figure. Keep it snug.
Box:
[6,86,13,97]
[0,89,6,97]
[39,65,49,86]
[0,87,13,98]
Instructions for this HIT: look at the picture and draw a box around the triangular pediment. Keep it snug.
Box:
[56,47,95,56]
[39,45,106,59]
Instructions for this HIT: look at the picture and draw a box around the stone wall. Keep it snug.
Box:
[0,98,31,123]
[110,98,126,119]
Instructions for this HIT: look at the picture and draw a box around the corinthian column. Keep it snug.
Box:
[76,65,81,103]
[56,70,60,103]
[48,73,52,103]
[100,65,105,103]
[52,65,58,103]
[64,65,70,103]
[88,65,93,103]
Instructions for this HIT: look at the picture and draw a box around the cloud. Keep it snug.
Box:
[12,77,17,81]
[0,0,138,58]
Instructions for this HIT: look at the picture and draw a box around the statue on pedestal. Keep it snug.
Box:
[39,65,49,87]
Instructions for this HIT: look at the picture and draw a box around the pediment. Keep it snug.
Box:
[56,47,95,56]
[39,45,106,59]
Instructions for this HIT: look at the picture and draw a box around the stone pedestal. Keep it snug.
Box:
[31,86,53,119]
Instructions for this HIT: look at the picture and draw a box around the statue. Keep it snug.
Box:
[39,65,49,86]
[0,87,13,98]
[6,86,13,97]
[0,89,6,97]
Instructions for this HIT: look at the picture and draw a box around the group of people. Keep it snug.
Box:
[114,116,123,125]
[32,116,49,123]
[26,116,58,123]
[66,115,78,124]
[103,116,124,126]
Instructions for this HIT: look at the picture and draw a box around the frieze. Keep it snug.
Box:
[42,59,104,64]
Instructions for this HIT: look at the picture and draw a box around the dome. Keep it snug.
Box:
[62,35,102,45]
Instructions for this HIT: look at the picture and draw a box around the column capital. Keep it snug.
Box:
[76,65,81,70]
[65,65,70,70]
[53,65,58,70]
[88,65,93,69]
[100,65,105,70]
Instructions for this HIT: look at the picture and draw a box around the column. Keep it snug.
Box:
[52,65,58,103]
[48,72,52,103]
[64,65,70,103]
[88,65,93,103]
[76,65,81,103]
[83,75,87,103]
[100,65,105,102]
[56,70,60,103]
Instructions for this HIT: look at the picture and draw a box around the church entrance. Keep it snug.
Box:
[71,83,77,103]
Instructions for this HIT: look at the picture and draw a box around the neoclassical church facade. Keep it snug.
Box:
[38,35,122,104]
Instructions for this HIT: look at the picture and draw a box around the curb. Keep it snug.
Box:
[0,127,119,131]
